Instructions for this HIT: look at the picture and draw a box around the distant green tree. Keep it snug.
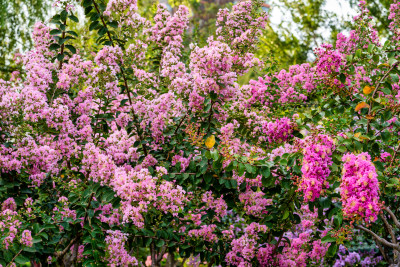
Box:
[0,0,395,78]
[0,0,51,77]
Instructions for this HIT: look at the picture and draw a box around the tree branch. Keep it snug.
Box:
[58,19,67,70]
[355,225,400,251]
[174,114,187,135]
[55,234,82,261]
[374,236,390,263]
[384,206,400,229]
[380,213,397,245]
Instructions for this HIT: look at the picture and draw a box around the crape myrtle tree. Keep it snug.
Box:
[1,0,400,266]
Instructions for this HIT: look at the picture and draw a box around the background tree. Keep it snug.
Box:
[0,0,51,76]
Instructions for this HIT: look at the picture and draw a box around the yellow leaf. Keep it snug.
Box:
[205,135,216,149]
[354,132,361,138]
[363,85,373,95]
[355,102,369,112]
[365,115,374,120]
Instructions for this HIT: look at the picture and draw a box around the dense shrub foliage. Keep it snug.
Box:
[1,0,400,266]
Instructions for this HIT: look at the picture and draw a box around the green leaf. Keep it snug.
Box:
[237,163,245,176]
[60,10,68,21]
[389,58,398,66]
[381,87,391,95]
[339,73,346,83]
[23,246,37,252]
[88,209,94,218]
[367,44,375,53]
[50,29,62,35]
[355,49,362,58]
[381,131,391,142]
[156,239,165,247]
[32,237,42,243]
[15,255,30,264]
[210,150,219,161]
[327,243,338,257]
[244,164,254,174]
[49,43,61,51]
[89,21,100,31]
[390,74,399,83]
[90,13,100,22]
[98,26,108,36]
[82,0,92,7]
[66,45,76,54]
[52,14,61,21]
[321,235,336,243]
[282,210,289,220]
[261,167,270,178]
[108,21,118,28]
[204,173,212,183]
[67,30,78,37]
[145,238,152,246]
[69,14,79,22]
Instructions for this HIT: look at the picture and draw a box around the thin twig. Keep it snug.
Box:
[7,249,23,267]
[174,114,187,135]
[389,143,400,168]
[367,62,400,133]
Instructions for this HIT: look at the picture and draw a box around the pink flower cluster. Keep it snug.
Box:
[239,189,271,217]
[2,197,16,211]
[257,205,330,266]
[171,152,192,173]
[314,44,346,76]
[276,234,329,267]
[335,1,380,56]
[216,0,268,57]
[202,191,228,219]
[148,4,189,55]
[299,134,335,202]
[105,230,138,266]
[389,2,400,47]
[188,224,218,243]
[225,223,267,267]
[262,117,294,144]
[20,230,33,247]
[0,209,21,249]
[111,168,187,228]
[243,63,315,109]
[340,153,380,222]
[95,204,121,226]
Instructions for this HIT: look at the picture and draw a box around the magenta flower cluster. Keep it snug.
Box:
[340,152,381,222]
[262,117,294,144]
[299,134,335,202]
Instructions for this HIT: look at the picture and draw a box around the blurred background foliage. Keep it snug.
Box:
[0,0,394,79]
[0,0,51,74]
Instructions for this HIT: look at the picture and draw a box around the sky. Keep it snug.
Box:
[269,0,358,40]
